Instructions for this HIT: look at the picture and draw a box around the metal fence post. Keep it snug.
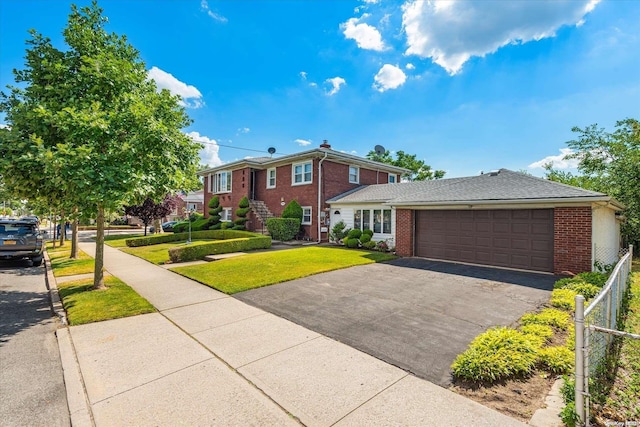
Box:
[575,295,586,426]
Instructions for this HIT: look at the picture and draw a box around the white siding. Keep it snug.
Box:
[329,204,395,246]
[592,206,621,267]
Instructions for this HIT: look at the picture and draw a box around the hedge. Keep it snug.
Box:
[266,218,300,241]
[125,229,261,247]
[168,235,272,263]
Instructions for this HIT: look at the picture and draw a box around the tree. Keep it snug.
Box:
[207,196,222,230]
[545,118,640,248]
[124,195,177,236]
[366,150,445,181]
[233,196,250,230]
[0,2,201,289]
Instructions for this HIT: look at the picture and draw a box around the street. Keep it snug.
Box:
[0,259,70,427]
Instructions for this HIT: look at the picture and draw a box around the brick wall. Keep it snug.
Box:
[554,206,592,274]
[395,209,414,257]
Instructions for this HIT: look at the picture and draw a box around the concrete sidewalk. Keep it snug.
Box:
[56,239,527,427]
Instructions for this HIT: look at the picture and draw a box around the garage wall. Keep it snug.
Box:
[592,206,620,266]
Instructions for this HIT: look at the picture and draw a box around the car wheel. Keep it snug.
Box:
[31,255,43,267]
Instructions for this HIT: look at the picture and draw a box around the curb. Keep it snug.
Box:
[44,250,95,427]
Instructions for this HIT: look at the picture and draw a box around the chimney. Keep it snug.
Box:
[320,139,331,149]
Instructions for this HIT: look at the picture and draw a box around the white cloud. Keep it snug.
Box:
[299,71,307,80]
[200,0,227,23]
[237,127,250,134]
[187,131,223,167]
[373,64,407,92]
[148,67,204,109]
[325,77,346,96]
[363,0,379,3]
[295,139,312,146]
[528,148,579,170]
[0,123,9,129]
[402,0,600,75]
[405,63,415,70]
[341,15,386,51]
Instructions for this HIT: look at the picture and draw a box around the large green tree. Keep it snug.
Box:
[545,118,640,248]
[0,2,201,288]
[366,149,445,181]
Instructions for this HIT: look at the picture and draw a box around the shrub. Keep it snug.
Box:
[451,327,539,383]
[520,324,554,341]
[168,235,271,263]
[521,308,570,330]
[560,376,579,427]
[375,240,389,252]
[360,234,372,244]
[574,271,609,287]
[538,346,574,374]
[345,237,360,248]
[282,200,303,221]
[564,282,602,299]
[266,218,300,241]
[347,229,362,239]
[330,221,350,243]
[208,196,222,230]
[551,288,579,311]
[125,229,258,247]
[362,241,376,249]
[362,229,373,238]
[233,196,250,230]
[172,221,189,233]
[554,277,578,289]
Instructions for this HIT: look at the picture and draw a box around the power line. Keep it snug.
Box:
[199,140,290,156]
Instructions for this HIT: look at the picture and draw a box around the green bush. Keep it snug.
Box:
[266,218,300,241]
[347,229,362,239]
[574,271,609,287]
[362,241,376,249]
[551,288,579,311]
[125,229,259,247]
[520,324,554,341]
[564,282,602,299]
[330,221,350,243]
[282,200,303,220]
[172,221,189,233]
[538,346,574,374]
[345,237,360,248]
[362,229,373,238]
[554,277,577,289]
[208,196,222,230]
[233,196,250,230]
[168,235,271,263]
[521,308,570,330]
[451,327,539,383]
[360,234,372,244]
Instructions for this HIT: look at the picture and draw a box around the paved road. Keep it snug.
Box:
[0,259,70,427]
[236,257,558,387]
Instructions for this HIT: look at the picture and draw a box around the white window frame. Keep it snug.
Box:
[388,174,396,183]
[353,208,392,235]
[187,203,197,212]
[292,161,313,186]
[221,208,233,222]
[212,171,232,194]
[267,168,276,189]
[349,165,360,184]
[302,206,312,225]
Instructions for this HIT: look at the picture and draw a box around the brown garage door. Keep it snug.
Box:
[415,209,554,272]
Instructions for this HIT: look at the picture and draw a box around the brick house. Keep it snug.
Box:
[197,141,408,241]
[328,169,624,275]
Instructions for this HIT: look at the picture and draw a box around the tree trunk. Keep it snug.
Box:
[70,218,79,259]
[92,204,106,290]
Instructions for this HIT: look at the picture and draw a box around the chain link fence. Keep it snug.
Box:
[574,245,634,426]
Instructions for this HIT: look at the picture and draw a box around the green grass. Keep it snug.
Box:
[121,240,211,265]
[57,275,155,325]
[171,246,397,294]
[47,242,94,276]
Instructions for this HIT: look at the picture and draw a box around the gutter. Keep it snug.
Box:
[385,196,625,210]
[317,150,329,243]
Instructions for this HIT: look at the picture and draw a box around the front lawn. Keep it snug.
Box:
[171,246,397,294]
[57,275,155,325]
[47,242,94,276]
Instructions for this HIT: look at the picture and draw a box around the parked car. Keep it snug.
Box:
[149,221,178,234]
[0,217,45,266]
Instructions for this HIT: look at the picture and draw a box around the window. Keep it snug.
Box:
[293,161,312,185]
[267,168,276,189]
[221,208,233,222]
[187,203,197,212]
[388,174,396,183]
[302,207,312,225]
[349,166,359,184]
[353,208,392,234]
[212,171,232,193]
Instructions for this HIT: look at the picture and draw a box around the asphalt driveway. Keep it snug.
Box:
[235,258,558,387]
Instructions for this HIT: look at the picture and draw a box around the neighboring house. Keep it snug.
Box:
[328,169,623,275]
[197,141,409,241]
[168,190,205,221]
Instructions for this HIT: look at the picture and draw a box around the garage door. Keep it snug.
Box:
[415,209,554,272]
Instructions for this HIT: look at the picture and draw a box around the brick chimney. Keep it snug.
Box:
[320,139,331,149]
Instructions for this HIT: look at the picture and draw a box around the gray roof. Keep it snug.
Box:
[328,169,622,208]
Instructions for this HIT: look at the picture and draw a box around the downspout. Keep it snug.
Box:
[318,151,329,242]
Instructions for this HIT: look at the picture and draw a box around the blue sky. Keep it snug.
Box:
[1,0,639,178]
